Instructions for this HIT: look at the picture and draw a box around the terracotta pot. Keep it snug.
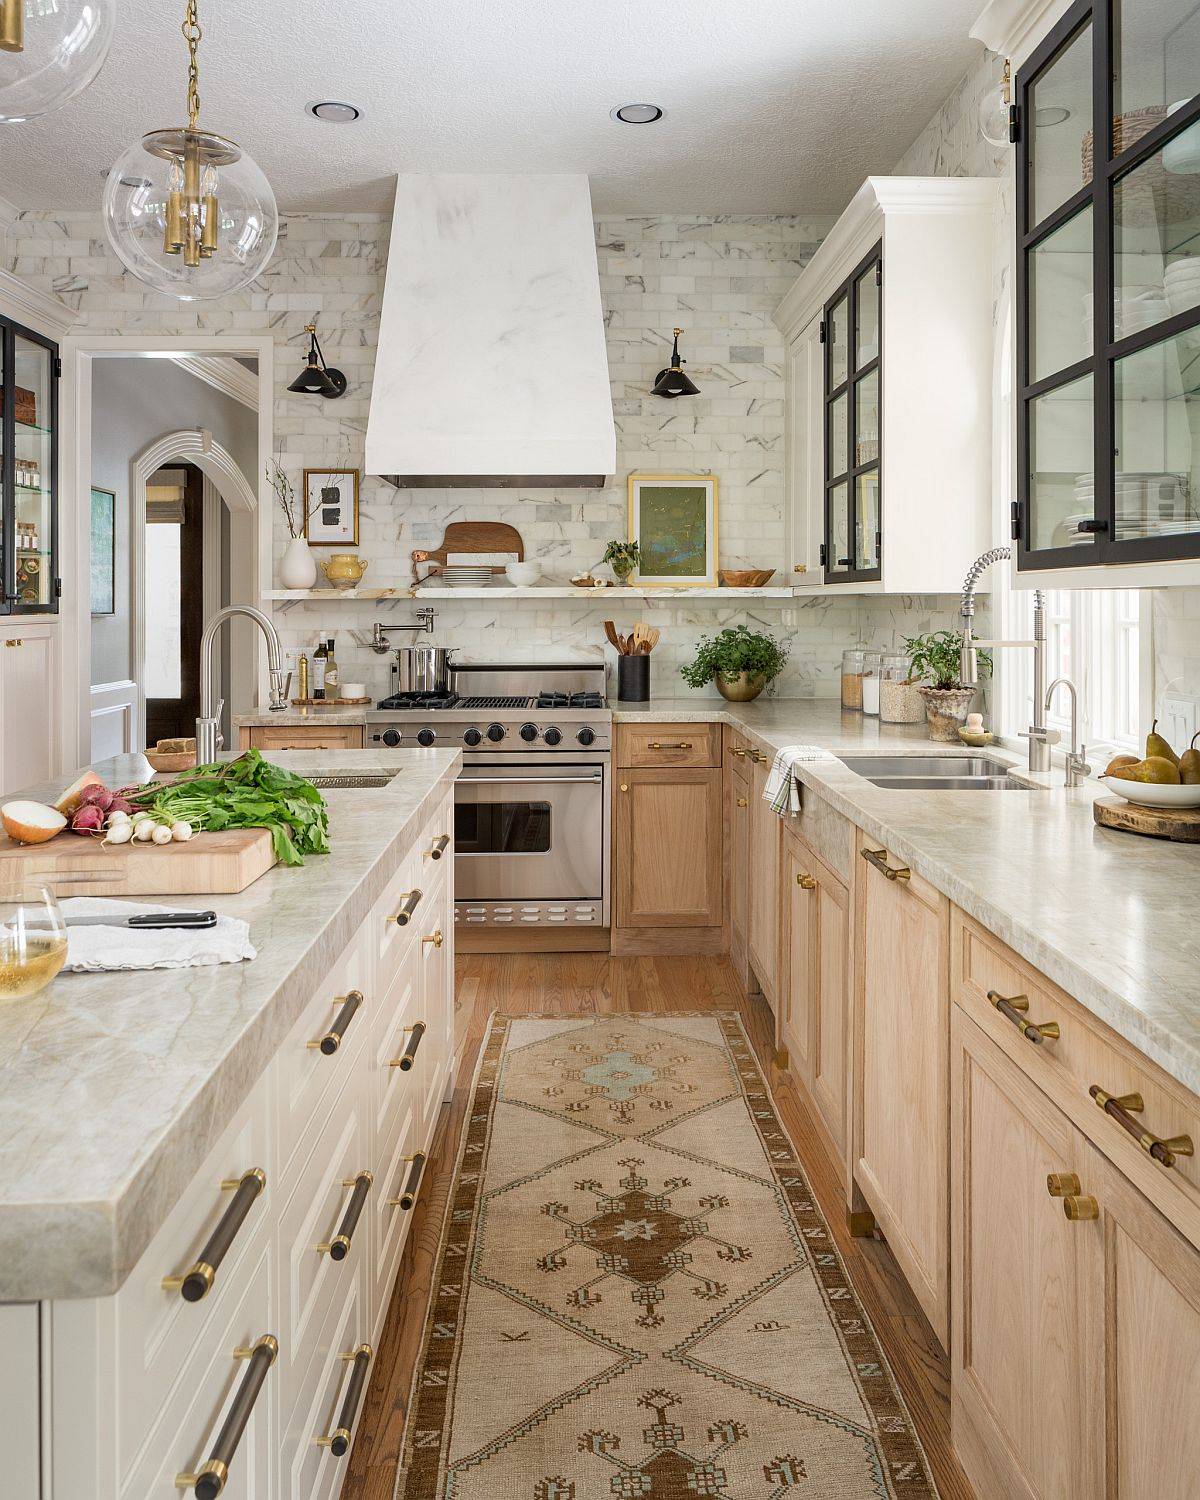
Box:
[918,685,977,742]
[716,671,767,703]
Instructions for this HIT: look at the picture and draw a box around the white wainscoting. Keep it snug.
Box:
[90,679,138,762]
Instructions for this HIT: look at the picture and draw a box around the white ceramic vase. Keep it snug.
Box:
[280,536,317,589]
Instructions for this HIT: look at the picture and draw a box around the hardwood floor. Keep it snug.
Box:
[340,953,975,1500]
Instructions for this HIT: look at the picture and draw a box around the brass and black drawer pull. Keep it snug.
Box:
[427,834,450,861]
[860,846,911,882]
[162,1168,266,1302]
[175,1334,277,1498]
[987,990,1060,1046]
[1090,1084,1195,1170]
[317,1344,373,1458]
[307,991,364,1056]
[1047,1172,1098,1221]
[387,889,423,926]
[317,1171,373,1260]
[647,740,693,751]
[389,1021,427,1073]
[388,1153,427,1212]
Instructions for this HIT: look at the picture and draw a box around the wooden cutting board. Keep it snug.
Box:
[0,825,277,897]
[1093,796,1200,843]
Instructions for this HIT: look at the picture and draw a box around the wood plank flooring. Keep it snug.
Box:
[340,953,975,1500]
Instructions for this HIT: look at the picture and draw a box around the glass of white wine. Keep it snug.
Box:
[0,886,68,999]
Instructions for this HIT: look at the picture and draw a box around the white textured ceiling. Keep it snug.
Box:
[1,0,983,215]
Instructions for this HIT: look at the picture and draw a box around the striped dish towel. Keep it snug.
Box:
[762,745,826,816]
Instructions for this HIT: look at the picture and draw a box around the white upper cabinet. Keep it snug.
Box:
[775,177,999,594]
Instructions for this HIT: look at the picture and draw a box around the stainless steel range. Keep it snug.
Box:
[367,663,612,932]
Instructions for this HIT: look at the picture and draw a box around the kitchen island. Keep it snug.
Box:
[0,747,458,1500]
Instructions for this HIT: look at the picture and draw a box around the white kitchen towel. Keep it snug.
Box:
[60,898,256,972]
[762,745,827,816]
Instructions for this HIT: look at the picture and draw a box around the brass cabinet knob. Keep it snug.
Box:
[1046,1173,1081,1199]
[620,783,629,792]
[1063,1195,1099,1222]
[797,873,817,890]
[4,639,22,648]
[422,930,444,949]
[736,797,748,807]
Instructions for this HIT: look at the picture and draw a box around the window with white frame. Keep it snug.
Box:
[1003,587,1150,760]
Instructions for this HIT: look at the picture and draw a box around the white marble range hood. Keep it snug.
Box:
[366,174,616,487]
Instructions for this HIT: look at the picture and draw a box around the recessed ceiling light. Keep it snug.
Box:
[1035,105,1071,126]
[307,101,362,124]
[610,103,664,125]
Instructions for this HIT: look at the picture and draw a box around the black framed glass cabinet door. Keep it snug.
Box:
[1016,0,1200,569]
[822,244,882,582]
[1,316,59,615]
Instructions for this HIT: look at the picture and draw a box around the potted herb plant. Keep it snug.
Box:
[904,629,992,741]
[680,624,789,702]
[602,540,640,586]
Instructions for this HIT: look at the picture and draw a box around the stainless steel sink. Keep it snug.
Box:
[837,754,1038,791]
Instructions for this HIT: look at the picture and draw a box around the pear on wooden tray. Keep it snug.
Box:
[1100,725,1200,808]
[1179,733,1200,786]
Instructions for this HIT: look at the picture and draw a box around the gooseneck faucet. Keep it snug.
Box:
[959,546,1052,773]
[1045,677,1092,787]
[196,605,288,763]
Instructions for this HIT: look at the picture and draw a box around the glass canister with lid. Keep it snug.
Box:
[879,651,925,723]
[861,650,883,715]
[841,647,865,710]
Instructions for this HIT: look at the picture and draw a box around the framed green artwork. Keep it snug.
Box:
[628,473,718,586]
[90,486,116,616]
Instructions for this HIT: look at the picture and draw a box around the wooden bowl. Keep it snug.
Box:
[718,568,775,588]
[144,750,196,774]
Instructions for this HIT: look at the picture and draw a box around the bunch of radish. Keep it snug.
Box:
[0,770,194,847]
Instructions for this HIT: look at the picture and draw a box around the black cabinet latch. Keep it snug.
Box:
[1008,105,1021,144]
[819,542,828,567]
[1010,500,1021,541]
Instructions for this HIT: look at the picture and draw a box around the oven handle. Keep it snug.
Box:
[457,774,603,785]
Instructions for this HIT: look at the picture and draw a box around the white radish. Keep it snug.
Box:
[103,821,135,846]
[130,810,155,825]
[107,810,131,826]
[134,819,157,841]
[151,823,173,845]
[170,821,193,842]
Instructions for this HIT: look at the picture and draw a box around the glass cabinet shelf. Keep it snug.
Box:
[822,243,883,582]
[1016,0,1200,569]
[2,315,60,615]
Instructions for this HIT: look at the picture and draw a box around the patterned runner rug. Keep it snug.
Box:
[394,1013,938,1499]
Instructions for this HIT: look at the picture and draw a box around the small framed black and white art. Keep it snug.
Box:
[303,468,360,546]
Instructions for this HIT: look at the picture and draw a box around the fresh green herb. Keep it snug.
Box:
[904,629,992,691]
[602,540,640,577]
[128,750,330,866]
[680,625,789,689]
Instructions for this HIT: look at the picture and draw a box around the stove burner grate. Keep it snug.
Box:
[377,691,460,711]
[457,695,533,710]
[535,691,605,709]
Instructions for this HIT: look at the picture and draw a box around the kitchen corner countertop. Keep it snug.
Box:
[617,697,1200,1099]
[233,705,372,726]
[0,747,460,1302]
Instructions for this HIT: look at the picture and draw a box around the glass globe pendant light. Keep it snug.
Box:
[102,0,277,300]
[979,58,1014,148]
[0,0,116,124]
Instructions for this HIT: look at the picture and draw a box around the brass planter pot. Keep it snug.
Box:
[715,671,767,703]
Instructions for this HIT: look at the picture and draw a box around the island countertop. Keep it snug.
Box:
[0,747,460,1302]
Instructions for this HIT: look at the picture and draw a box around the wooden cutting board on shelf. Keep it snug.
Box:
[0,826,278,897]
[411,521,524,585]
[1093,797,1200,843]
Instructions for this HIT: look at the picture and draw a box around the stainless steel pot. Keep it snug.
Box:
[394,645,454,695]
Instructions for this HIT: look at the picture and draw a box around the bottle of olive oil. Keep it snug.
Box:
[312,641,327,701]
[324,638,339,699]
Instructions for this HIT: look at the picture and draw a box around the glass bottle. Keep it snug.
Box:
[841,648,865,711]
[861,650,883,715]
[879,652,925,724]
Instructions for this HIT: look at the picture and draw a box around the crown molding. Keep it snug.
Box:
[0,267,76,337]
[169,354,259,410]
[971,0,1075,62]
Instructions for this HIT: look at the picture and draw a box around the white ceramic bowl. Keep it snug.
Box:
[1099,776,1200,808]
[340,681,366,699]
[505,561,541,587]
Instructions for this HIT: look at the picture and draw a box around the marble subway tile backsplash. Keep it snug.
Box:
[8,207,981,699]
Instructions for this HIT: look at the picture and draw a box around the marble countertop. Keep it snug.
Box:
[0,747,460,1301]
[234,705,371,726]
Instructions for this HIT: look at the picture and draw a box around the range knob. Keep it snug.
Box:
[576,725,596,747]
[381,728,402,747]
[463,727,482,746]
[486,723,506,743]
[543,726,562,746]
[519,723,539,743]
[417,728,436,747]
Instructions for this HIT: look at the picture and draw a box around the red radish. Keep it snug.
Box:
[70,804,105,834]
[1,800,67,844]
[107,796,133,816]
[53,770,105,816]
[79,785,113,811]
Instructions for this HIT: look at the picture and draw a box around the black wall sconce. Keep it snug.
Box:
[288,323,347,398]
[651,326,700,398]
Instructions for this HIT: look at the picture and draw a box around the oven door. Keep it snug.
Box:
[454,761,606,906]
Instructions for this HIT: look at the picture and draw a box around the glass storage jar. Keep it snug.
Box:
[879,652,925,724]
[861,650,883,715]
[841,648,865,710]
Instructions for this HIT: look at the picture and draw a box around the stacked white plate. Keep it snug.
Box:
[1068,470,1198,541]
[1081,286,1168,349]
[440,565,495,588]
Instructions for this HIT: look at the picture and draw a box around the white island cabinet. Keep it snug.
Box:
[0,750,458,1500]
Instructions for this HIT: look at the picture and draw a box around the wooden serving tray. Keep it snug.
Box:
[0,825,278,897]
[1093,796,1200,844]
[411,521,524,586]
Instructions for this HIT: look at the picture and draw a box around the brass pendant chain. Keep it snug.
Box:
[183,0,202,131]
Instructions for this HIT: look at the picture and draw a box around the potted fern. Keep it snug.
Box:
[904,629,992,741]
[680,625,789,702]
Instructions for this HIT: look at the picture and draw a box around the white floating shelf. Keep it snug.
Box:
[264,585,797,602]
